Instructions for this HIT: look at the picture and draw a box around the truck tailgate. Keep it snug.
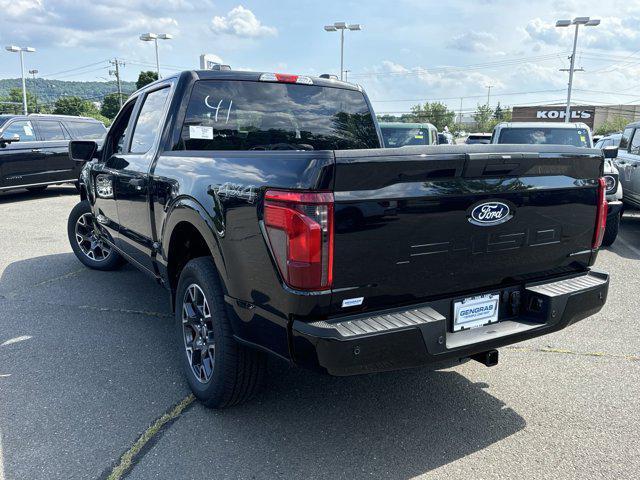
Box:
[331,144,603,312]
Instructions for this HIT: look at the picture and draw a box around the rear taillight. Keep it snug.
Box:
[592,177,608,249]
[263,190,334,290]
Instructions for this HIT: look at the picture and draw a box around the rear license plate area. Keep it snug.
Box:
[452,293,500,332]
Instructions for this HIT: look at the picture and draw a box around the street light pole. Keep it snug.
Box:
[19,50,27,114]
[556,17,600,122]
[340,28,344,81]
[154,38,160,78]
[140,33,173,79]
[324,22,362,81]
[5,45,35,115]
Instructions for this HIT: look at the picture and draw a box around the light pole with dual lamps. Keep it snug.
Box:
[323,22,362,81]
[139,33,173,79]
[4,45,36,115]
[555,17,600,122]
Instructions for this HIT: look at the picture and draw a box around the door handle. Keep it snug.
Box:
[31,148,41,153]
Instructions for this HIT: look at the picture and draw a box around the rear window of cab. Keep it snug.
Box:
[174,80,380,151]
[497,127,591,148]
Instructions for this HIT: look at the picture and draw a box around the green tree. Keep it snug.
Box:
[53,96,110,125]
[377,114,402,122]
[100,92,124,119]
[595,116,631,136]
[53,96,99,116]
[473,104,494,132]
[136,71,158,90]
[408,102,456,131]
[0,88,38,114]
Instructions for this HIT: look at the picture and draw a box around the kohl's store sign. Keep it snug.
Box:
[536,110,592,120]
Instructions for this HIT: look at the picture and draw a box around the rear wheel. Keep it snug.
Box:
[175,257,266,409]
[67,200,125,270]
[602,211,620,247]
[26,185,47,193]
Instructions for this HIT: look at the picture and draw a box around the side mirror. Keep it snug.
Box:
[69,140,99,162]
[0,133,20,147]
[602,146,618,159]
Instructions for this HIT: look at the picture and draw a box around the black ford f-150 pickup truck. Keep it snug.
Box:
[67,69,611,409]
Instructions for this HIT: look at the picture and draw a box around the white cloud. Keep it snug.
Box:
[447,31,499,53]
[0,0,184,47]
[210,5,276,38]
[525,15,640,51]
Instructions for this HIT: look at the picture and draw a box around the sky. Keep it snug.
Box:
[1,0,640,116]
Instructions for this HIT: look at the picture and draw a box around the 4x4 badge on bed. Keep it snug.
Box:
[469,201,513,226]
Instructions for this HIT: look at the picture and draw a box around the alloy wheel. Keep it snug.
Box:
[182,283,215,383]
[75,213,111,262]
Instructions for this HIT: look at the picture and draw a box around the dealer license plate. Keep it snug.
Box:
[453,293,500,332]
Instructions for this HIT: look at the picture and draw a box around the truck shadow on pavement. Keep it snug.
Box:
[1,253,526,479]
[0,185,77,205]
[145,362,527,479]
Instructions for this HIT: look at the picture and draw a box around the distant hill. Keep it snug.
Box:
[0,78,137,106]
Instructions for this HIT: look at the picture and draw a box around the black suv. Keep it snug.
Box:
[0,114,106,193]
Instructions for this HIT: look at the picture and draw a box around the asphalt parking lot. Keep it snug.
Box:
[0,185,639,480]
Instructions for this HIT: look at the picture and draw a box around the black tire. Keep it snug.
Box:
[176,257,266,409]
[67,200,125,270]
[602,211,620,247]
[26,185,47,193]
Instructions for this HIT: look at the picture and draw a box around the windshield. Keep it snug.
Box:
[498,127,590,147]
[176,80,380,151]
[381,127,431,147]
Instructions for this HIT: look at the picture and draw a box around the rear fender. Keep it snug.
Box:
[160,196,227,301]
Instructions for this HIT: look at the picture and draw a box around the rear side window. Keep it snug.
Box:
[130,87,170,154]
[68,121,107,140]
[620,128,633,150]
[37,120,69,140]
[629,130,640,155]
[176,80,379,151]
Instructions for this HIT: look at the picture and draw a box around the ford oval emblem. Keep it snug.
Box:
[469,201,513,226]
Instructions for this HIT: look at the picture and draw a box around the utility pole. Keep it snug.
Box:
[29,69,38,113]
[458,97,463,124]
[344,70,350,82]
[109,58,125,107]
[485,85,494,106]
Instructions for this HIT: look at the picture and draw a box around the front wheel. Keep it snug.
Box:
[176,257,266,409]
[602,211,620,247]
[67,200,125,270]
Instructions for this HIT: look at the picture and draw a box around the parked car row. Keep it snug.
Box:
[1,102,633,249]
[0,114,106,193]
